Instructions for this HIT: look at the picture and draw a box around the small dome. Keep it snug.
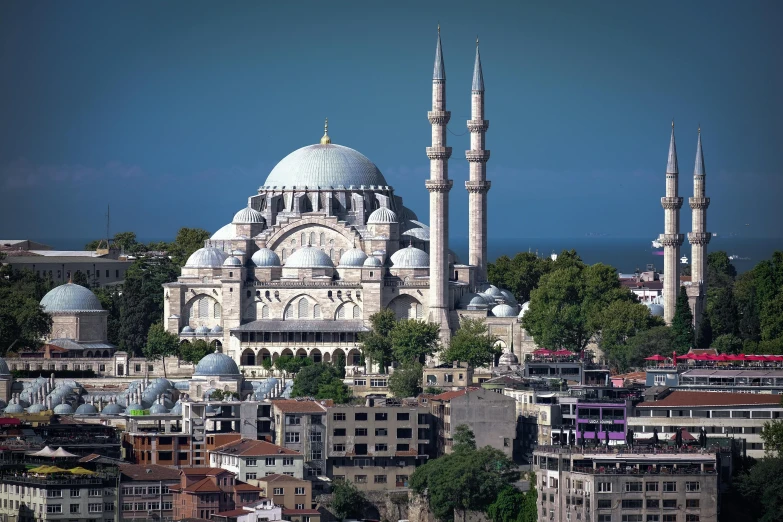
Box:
[499,351,519,366]
[4,403,25,414]
[223,256,242,267]
[367,207,398,224]
[483,285,503,298]
[185,247,229,268]
[53,403,75,415]
[181,326,194,334]
[26,404,46,414]
[211,325,223,333]
[169,401,183,415]
[459,293,488,309]
[126,402,145,413]
[101,403,124,415]
[149,403,168,414]
[499,289,517,305]
[40,283,103,313]
[645,302,665,317]
[399,206,419,222]
[339,248,368,267]
[194,352,240,376]
[210,223,233,240]
[194,326,211,335]
[518,301,531,319]
[251,248,282,267]
[285,247,334,269]
[476,293,497,305]
[232,207,265,224]
[363,256,382,267]
[75,403,98,415]
[232,249,246,256]
[0,357,10,376]
[390,245,430,269]
[492,304,518,317]
[401,227,430,242]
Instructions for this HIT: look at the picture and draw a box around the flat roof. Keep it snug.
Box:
[682,369,783,377]
[5,256,131,264]
[637,391,783,408]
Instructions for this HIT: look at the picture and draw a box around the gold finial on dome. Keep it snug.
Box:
[320,118,331,145]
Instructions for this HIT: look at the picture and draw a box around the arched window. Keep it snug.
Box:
[298,298,309,318]
[301,232,306,245]
[337,306,346,319]
[313,304,321,319]
[353,305,361,319]
[261,305,270,319]
[310,232,315,245]
[319,233,325,246]
[285,306,293,319]
[243,304,256,320]
[281,249,286,262]
[214,303,221,319]
[199,298,209,318]
[416,304,423,319]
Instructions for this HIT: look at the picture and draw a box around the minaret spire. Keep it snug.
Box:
[659,121,684,325]
[466,37,490,284]
[426,25,453,346]
[687,126,711,333]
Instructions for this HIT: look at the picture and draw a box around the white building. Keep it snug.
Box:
[209,438,305,482]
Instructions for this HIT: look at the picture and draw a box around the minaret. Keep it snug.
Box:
[687,127,711,330]
[426,25,453,341]
[659,122,684,325]
[466,37,491,285]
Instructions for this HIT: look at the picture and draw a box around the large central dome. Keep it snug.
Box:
[263,143,388,189]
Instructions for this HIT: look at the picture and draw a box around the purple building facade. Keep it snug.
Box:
[575,402,629,441]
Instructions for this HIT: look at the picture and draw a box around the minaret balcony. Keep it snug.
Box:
[426,147,452,160]
[425,179,454,193]
[428,111,451,125]
[689,197,710,209]
[657,233,684,247]
[467,119,489,132]
[688,232,712,245]
[660,197,683,210]
[465,150,491,163]
[465,180,491,193]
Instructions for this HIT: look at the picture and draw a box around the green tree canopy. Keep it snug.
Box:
[290,363,351,403]
[441,318,500,369]
[453,424,477,451]
[671,286,695,351]
[359,309,396,373]
[736,458,783,522]
[390,319,440,364]
[388,362,423,398]
[598,299,663,371]
[607,326,677,372]
[179,339,212,366]
[0,266,53,355]
[330,480,367,519]
[487,485,538,522]
[143,323,180,378]
[168,227,211,267]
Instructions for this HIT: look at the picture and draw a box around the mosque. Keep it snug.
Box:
[162,30,532,370]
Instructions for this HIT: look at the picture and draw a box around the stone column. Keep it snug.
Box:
[660,123,684,325]
[688,128,710,330]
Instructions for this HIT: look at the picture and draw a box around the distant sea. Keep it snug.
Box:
[40,236,783,275]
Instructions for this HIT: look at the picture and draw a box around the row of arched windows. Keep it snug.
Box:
[189,296,221,319]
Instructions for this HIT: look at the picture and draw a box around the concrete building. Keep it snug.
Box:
[209,438,304,482]
[429,387,516,458]
[534,446,724,522]
[270,400,328,482]
[423,362,474,391]
[659,123,685,325]
[326,398,432,490]
[169,467,264,521]
[3,255,132,287]
[213,498,284,522]
[256,474,313,510]
[119,463,180,521]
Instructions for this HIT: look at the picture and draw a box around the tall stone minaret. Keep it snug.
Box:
[687,127,710,331]
[426,26,453,341]
[466,38,491,285]
[660,122,684,325]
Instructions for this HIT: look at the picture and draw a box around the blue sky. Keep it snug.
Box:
[1,0,781,243]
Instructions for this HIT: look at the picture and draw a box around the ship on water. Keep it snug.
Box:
[652,238,663,249]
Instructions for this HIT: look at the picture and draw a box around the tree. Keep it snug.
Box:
[388,362,423,398]
[707,288,738,338]
[441,318,500,370]
[761,419,783,456]
[0,266,53,355]
[168,227,211,267]
[487,486,526,522]
[390,319,440,364]
[143,323,180,378]
[737,458,783,522]
[72,270,89,287]
[695,315,713,348]
[359,309,396,373]
[113,231,138,252]
[598,300,663,370]
[712,333,743,354]
[670,286,694,351]
[93,285,122,345]
[706,251,737,291]
[331,480,366,519]
[453,424,477,451]
[488,252,550,303]
[607,326,676,372]
[179,339,212,366]
[209,389,240,401]
[290,363,351,403]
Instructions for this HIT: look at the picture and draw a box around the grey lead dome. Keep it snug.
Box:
[263,143,387,189]
[185,247,229,268]
[285,247,335,269]
[194,352,241,376]
[40,283,103,313]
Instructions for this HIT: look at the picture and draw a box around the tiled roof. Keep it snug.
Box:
[120,463,181,482]
[612,371,646,382]
[272,399,330,413]
[216,508,253,517]
[213,438,301,457]
[637,391,783,408]
[283,509,321,515]
[431,387,480,401]
[183,477,221,493]
[180,467,228,476]
[234,481,264,492]
[260,474,308,484]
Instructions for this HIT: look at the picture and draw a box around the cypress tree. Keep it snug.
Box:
[671,286,695,352]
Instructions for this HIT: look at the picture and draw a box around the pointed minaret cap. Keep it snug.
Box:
[320,118,331,145]
[433,24,445,81]
[666,120,678,174]
[694,126,705,177]
[472,37,484,92]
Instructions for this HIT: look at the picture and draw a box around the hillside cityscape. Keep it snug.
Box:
[2,3,783,522]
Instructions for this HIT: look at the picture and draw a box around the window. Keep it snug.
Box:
[310,431,322,442]
[646,516,660,522]
[355,428,368,436]
[622,500,643,509]
[622,517,642,522]
[371,379,387,388]
[663,482,676,492]
[598,516,612,522]
[310,449,322,460]
[375,428,388,436]
[89,489,101,497]
[247,459,257,467]
[374,475,388,484]
[646,499,659,509]
[122,503,133,512]
[597,482,612,493]
[375,444,388,452]
[283,458,294,466]
[147,502,160,510]
[291,487,305,495]
[265,458,276,466]
[70,504,80,514]
[135,364,141,372]
[355,412,368,421]
[334,428,346,436]
[686,499,700,508]
[333,444,346,452]
[70,489,80,497]
[646,482,659,492]
[47,505,63,513]
[273,488,284,495]
[286,415,301,425]
[597,499,612,509]
[163,502,172,510]
[105,503,115,512]
[662,499,677,509]
[246,472,257,480]
[122,487,133,496]
[685,482,700,492]
[296,504,305,509]
[625,482,642,492]
[285,432,301,443]
[47,490,63,498]
[685,516,700,522]
[663,517,677,522]
[355,475,367,484]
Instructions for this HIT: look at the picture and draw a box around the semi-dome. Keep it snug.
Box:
[459,293,489,309]
[367,207,398,224]
[263,143,387,189]
[390,245,430,269]
[285,247,334,269]
[339,248,368,267]
[210,223,233,240]
[194,326,211,335]
[232,207,265,224]
[101,403,124,415]
[0,357,10,376]
[363,256,382,267]
[251,248,281,267]
[53,403,75,415]
[492,304,518,317]
[401,227,430,241]
[518,301,531,319]
[40,283,103,313]
[645,302,665,317]
[185,247,229,268]
[75,403,98,415]
[194,352,241,376]
[223,256,242,267]
[499,289,517,305]
[476,292,497,305]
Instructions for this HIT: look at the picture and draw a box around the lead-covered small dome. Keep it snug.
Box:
[26,404,46,414]
[194,326,211,335]
[390,245,430,269]
[363,256,382,267]
[459,293,489,309]
[645,302,665,317]
[185,247,229,268]
[518,301,531,319]
[232,207,265,224]
[194,352,241,376]
[367,207,398,224]
[251,248,281,267]
[499,289,517,306]
[149,403,168,414]
[75,403,98,415]
[101,403,125,415]
[483,285,503,298]
[181,326,194,334]
[285,247,334,268]
[339,248,368,267]
[53,403,75,415]
[40,283,103,313]
[223,256,242,267]
[211,223,233,240]
[5,403,25,414]
[492,304,518,317]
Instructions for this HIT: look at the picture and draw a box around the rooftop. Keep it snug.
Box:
[232,319,369,333]
[213,438,301,457]
[637,391,783,408]
[119,463,181,482]
[260,473,309,484]
[271,399,330,413]
[430,387,481,401]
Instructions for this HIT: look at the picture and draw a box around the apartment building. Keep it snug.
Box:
[213,498,283,522]
[209,438,304,482]
[534,446,725,522]
[326,398,432,491]
[169,467,263,521]
[118,463,180,521]
[271,400,329,482]
[423,362,474,391]
[257,474,313,510]
[122,429,242,468]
